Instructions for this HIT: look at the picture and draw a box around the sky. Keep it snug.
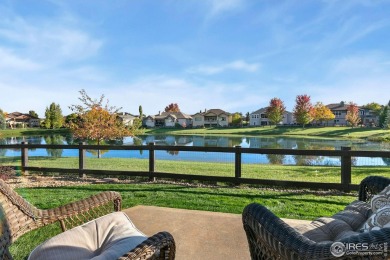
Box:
[1,0,390,117]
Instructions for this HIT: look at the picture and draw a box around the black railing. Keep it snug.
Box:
[1,142,390,191]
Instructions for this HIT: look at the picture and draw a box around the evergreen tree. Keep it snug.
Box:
[379,101,390,128]
[44,103,63,129]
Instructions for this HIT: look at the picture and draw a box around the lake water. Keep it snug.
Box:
[1,134,390,166]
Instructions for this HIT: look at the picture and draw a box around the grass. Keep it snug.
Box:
[145,126,390,142]
[10,182,357,259]
[1,156,389,185]
[0,128,70,138]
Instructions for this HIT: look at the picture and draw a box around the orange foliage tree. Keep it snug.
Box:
[68,90,132,157]
[293,94,313,128]
[266,98,286,125]
[312,102,335,126]
[346,102,360,127]
[164,103,180,112]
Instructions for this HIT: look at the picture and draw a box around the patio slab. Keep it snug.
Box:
[124,205,310,260]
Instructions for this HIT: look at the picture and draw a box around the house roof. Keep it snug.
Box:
[193,109,231,117]
[6,112,38,121]
[149,111,192,120]
[251,108,292,115]
[326,103,349,111]
[250,108,267,115]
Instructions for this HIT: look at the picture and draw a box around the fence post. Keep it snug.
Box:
[341,146,352,192]
[79,142,86,178]
[149,142,156,182]
[21,141,28,174]
[235,145,242,185]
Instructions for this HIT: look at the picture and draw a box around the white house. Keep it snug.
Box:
[249,108,294,126]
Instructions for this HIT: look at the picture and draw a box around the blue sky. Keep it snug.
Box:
[1,0,390,117]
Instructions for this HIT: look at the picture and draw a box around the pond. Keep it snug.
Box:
[0,134,389,166]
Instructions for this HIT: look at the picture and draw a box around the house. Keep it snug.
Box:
[192,109,232,127]
[249,108,294,126]
[326,102,349,126]
[5,112,40,128]
[326,102,379,126]
[144,112,192,128]
[117,112,138,126]
[359,108,379,127]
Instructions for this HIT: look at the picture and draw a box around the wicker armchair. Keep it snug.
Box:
[242,176,390,260]
[0,179,175,260]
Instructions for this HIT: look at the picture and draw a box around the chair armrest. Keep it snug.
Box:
[243,203,390,259]
[243,203,334,260]
[36,191,122,230]
[358,176,390,202]
[118,231,176,260]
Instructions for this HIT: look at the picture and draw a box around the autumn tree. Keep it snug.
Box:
[345,102,360,127]
[164,103,180,112]
[293,94,313,128]
[312,102,335,126]
[44,103,63,129]
[266,98,286,125]
[68,89,136,158]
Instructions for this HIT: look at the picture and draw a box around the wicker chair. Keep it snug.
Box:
[242,176,390,260]
[0,179,175,260]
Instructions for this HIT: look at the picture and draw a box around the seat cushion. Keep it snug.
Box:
[294,200,370,243]
[29,212,147,260]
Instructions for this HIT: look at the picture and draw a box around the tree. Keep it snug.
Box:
[362,102,382,116]
[293,95,313,128]
[44,103,63,129]
[231,112,242,126]
[139,105,143,120]
[266,98,286,125]
[29,110,39,118]
[379,101,390,129]
[345,102,360,127]
[312,102,335,126]
[245,112,250,123]
[0,109,6,130]
[68,89,136,158]
[164,103,180,112]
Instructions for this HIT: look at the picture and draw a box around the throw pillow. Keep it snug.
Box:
[362,205,390,232]
[370,184,390,213]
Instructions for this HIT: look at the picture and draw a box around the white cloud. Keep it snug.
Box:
[0,9,103,65]
[188,60,260,75]
[0,48,41,70]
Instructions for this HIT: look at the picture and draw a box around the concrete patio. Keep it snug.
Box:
[124,205,310,260]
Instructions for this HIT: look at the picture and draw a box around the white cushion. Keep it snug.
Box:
[370,185,390,213]
[28,212,147,260]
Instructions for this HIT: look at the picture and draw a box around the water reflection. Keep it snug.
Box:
[0,134,388,166]
[44,135,64,158]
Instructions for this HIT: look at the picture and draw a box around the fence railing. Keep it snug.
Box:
[1,142,390,191]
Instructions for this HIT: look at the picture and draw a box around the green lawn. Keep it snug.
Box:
[10,182,357,259]
[2,156,390,185]
[0,128,70,137]
[145,126,390,142]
